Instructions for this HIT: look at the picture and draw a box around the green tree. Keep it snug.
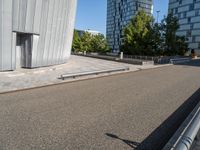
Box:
[121,10,155,55]
[90,34,109,53]
[79,32,93,52]
[176,36,188,55]
[160,13,188,55]
[72,30,109,53]
[150,23,164,55]
[72,30,81,52]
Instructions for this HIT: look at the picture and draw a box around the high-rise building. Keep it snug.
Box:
[0,0,77,71]
[106,0,153,53]
[168,0,200,55]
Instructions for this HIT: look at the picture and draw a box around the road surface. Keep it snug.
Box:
[0,60,200,150]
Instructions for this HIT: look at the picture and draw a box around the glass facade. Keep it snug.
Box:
[106,0,153,53]
[169,0,200,55]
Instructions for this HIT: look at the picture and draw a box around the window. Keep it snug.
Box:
[187,30,192,37]
[175,8,178,14]
[195,10,199,16]
[192,36,196,42]
[190,24,193,30]
[188,17,191,23]
[189,4,194,11]
[183,12,187,18]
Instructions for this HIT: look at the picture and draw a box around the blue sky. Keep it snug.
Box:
[75,0,169,35]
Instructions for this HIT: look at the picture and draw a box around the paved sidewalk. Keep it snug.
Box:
[0,55,170,93]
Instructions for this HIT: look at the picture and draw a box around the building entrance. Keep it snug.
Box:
[16,33,33,68]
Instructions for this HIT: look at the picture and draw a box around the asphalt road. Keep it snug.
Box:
[0,60,200,150]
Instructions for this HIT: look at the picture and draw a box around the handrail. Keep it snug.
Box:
[170,58,191,64]
[174,107,200,150]
[163,102,200,150]
[59,67,130,80]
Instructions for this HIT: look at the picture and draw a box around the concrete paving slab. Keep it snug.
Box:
[0,55,171,93]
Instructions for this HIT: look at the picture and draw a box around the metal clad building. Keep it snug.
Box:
[168,0,200,55]
[106,0,153,53]
[0,0,77,71]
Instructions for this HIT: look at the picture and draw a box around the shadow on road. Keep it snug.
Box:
[106,88,200,150]
[105,133,140,149]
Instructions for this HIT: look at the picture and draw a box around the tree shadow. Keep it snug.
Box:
[105,133,140,149]
[105,88,200,150]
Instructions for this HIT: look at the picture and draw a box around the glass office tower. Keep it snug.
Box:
[106,0,153,53]
[169,0,200,55]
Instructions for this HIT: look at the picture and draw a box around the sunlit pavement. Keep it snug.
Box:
[0,60,200,149]
[0,55,168,93]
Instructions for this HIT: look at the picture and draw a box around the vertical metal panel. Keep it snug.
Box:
[42,0,55,66]
[63,0,77,60]
[19,0,27,31]
[33,0,42,34]
[12,0,20,31]
[0,0,2,69]
[11,32,16,70]
[51,0,61,65]
[53,0,63,64]
[36,0,49,66]
[56,0,65,64]
[25,0,36,32]
[47,0,60,65]
[58,0,68,64]
[2,0,13,70]
[45,0,55,65]
[31,34,39,67]
[61,0,71,62]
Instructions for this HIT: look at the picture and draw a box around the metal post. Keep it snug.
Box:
[156,10,160,23]
[120,52,123,60]
[84,51,86,55]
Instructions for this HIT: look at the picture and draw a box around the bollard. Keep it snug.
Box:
[120,52,123,60]
[84,51,86,55]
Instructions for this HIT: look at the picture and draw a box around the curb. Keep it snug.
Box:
[0,64,173,95]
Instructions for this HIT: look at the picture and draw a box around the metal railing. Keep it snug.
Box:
[73,52,191,64]
[174,107,200,150]
[59,67,130,80]
[170,58,191,64]
[163,102,200,150]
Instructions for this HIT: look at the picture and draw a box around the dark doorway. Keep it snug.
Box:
[16,33,33,68]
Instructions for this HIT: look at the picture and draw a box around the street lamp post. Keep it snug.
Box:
[156,10,161,23]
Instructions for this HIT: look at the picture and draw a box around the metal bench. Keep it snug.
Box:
[59,67,130,80]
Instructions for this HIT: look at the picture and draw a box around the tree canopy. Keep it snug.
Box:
[160,13,188,55]
[72,11,188,56]
[72,30,109,53]
[121,11,188,56]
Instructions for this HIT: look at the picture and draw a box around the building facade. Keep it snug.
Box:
[0,0,77,71]
[169,0,200,55]
[106,0,153,53]
[76,29,102,37]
